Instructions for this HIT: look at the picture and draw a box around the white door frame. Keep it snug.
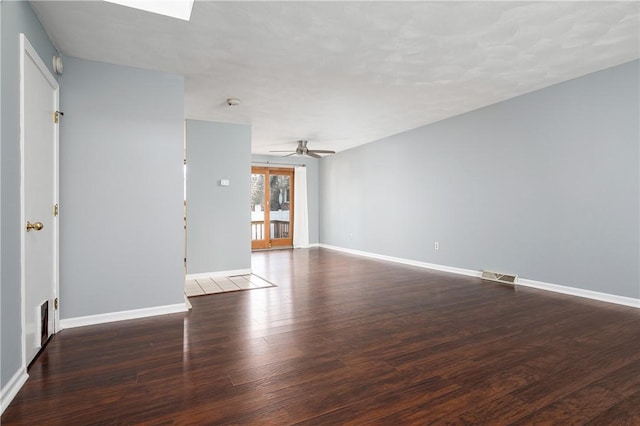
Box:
[19,33,60,368]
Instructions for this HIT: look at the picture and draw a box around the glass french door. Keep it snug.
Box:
[251,166,294,249]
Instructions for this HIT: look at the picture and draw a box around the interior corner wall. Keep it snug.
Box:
[59,57,185,319]
[1,0,59,390]
[251,154,320,245]
[186,120,252,274]
[320,60,640,299]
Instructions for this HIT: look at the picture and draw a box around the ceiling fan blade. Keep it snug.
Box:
[271,141,335,158]
[309,150,335,154]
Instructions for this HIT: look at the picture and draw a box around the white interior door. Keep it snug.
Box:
[20,34,59,366]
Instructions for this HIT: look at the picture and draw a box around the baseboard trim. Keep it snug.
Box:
[1,367,28,415]
[517,278,640,308]
[318,244,480,278]
[318,244,639,308]
[186,268,252,280]
[60,302,188,330]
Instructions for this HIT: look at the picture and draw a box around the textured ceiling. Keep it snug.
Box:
[30,1,639,155]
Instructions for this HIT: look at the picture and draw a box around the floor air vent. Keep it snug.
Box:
[481,270,518,286]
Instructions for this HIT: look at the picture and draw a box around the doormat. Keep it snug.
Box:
[185,274,276,297]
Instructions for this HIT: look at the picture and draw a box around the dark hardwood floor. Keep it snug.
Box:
[3,248,639,424]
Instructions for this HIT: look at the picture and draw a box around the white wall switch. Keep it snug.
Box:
[220,179,230,186]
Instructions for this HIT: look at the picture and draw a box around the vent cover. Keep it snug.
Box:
[40,301,49,346]
[481,270,518,286]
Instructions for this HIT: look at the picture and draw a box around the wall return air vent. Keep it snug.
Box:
[481,270,518,286]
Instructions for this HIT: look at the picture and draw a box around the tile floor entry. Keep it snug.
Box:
[185,274,276,297]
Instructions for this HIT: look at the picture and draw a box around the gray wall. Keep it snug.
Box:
[59,57,185,318]
[252,154,320,245]
[320,60,639,299]
[1,0,59,389]
[186,120,251,274]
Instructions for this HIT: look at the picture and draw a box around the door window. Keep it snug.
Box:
[251,167,294,249]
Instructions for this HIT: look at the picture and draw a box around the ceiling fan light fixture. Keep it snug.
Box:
[269,140,335,158]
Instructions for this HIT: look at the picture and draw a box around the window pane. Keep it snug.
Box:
[251,174,265,241]
[269,175,290,239]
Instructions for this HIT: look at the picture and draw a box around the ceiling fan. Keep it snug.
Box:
[270,140,335,159]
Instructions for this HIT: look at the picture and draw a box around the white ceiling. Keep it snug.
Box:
[30,1,639,155]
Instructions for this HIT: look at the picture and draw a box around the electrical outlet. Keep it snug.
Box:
[434,241,439,251]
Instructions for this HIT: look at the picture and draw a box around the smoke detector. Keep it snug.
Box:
[226,98,241,106]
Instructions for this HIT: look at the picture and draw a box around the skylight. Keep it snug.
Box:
[104,0,194,21]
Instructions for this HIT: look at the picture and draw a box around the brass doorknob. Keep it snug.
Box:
[26,221,44,232]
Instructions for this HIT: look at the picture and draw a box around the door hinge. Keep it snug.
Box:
[54,298,59,310]
[54,111,64,123]
[53,204,59,216]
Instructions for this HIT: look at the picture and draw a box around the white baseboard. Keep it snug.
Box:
[318,244,639,308]
[1,367,28,415]
[517,278,640,308]
[318,244,481,278]
[60,302,188,329]
[186,268,252,280]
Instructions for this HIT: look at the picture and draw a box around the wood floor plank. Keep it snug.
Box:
[585,391,640,425]
[2,248,638,424]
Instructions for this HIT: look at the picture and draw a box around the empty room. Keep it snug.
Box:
[1,1,639,424]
